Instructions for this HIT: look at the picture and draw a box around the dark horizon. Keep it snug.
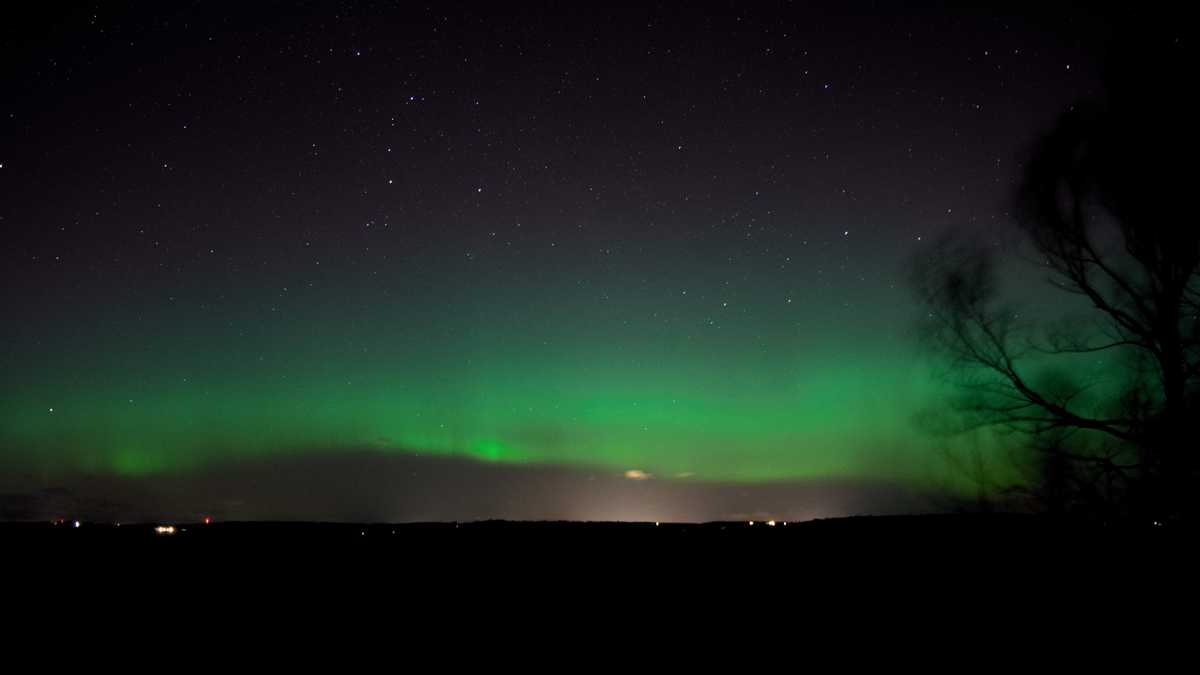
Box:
[2,447,936,523]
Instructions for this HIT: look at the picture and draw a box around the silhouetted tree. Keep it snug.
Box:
[911,31,1197,524]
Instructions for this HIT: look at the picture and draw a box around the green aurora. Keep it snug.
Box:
[1,254,965,488]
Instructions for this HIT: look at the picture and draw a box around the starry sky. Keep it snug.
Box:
[0,2,1118,522]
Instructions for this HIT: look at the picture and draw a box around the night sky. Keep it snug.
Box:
[1,2,1118,522]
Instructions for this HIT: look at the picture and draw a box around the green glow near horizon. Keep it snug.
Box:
[0,251,1051,493]
[3,349,945,480]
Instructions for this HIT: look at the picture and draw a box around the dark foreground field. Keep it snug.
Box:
[6,515,1194,595]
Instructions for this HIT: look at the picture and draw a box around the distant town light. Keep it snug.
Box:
[767,520,776,527]
[73,520,81,528]
[155,525,176,535]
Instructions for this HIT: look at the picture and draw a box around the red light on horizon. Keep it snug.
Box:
[204,516,211,525]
